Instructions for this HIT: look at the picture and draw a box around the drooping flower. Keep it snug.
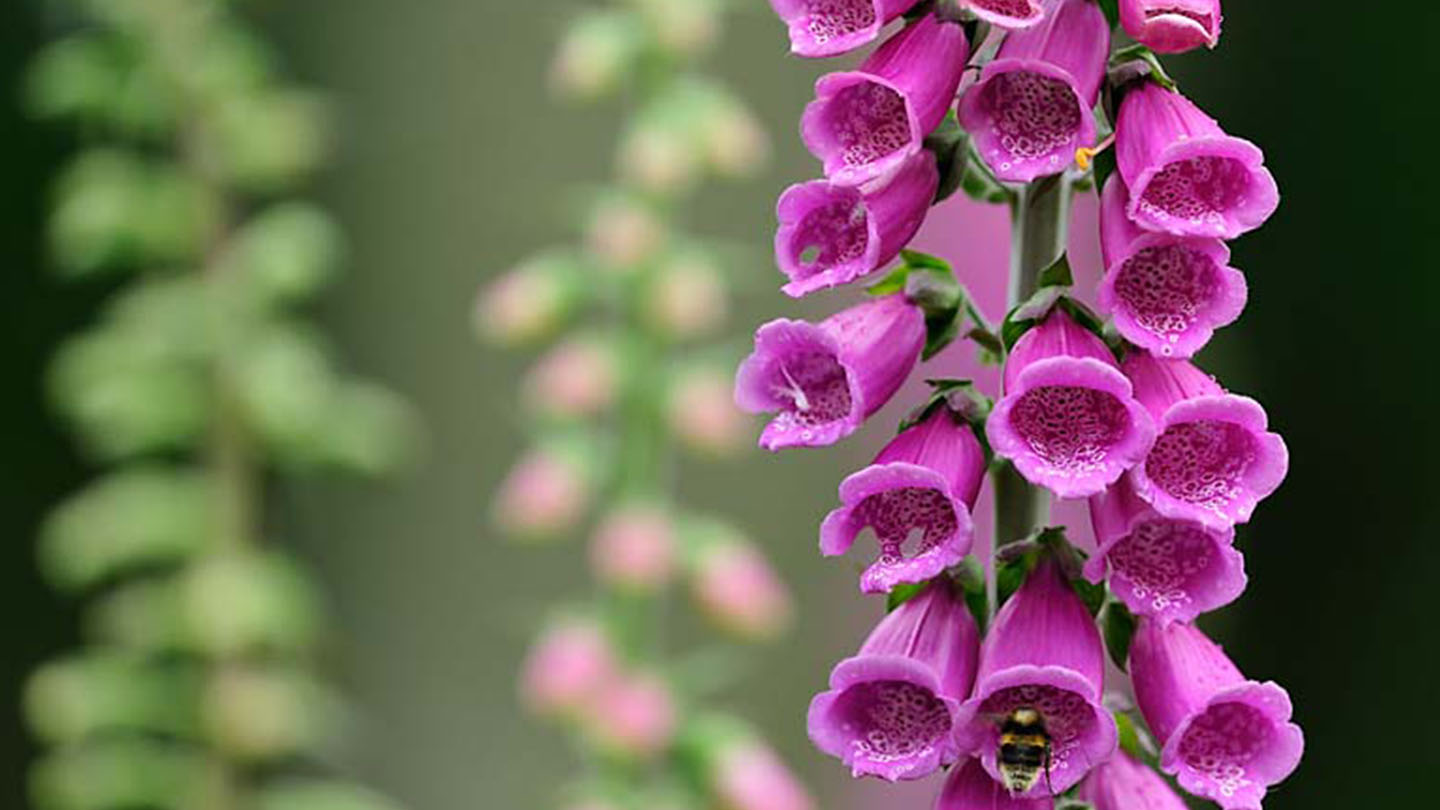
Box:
[953,558,1117,797]
[801,14,969,186]
[689,534,794,641]
[1123,352,1288,530]
[518,616,617,719]
[1078,749,1191,810]
[1116,81,1279,239]
[954,0,1046,30]
[734,294,925,451]
[589,503,678,592]
[775,151,938,297]
[1129,619,1304,809]
[935,758,1052,810]
[1098,175,1247,358]
[767,0,923,58]
[1120,0,1222,55]
[807,581,979,781]
[819,405,986,593]
[957,0,1109,182]
[1086,475,1245,624]
[986,308,1155,499]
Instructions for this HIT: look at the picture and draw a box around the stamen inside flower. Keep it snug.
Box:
[1177,701,1273,798]
[978,71,1081,170]
[768,350,853,427]
[980,685,1094,775]
[1138,156,1252,229]
[832,680,952,764]
[1112,244,1223,354]
[817,81,911,171]
[853,487,959,565]
[1145,420,1257,513]
[1107,518,1215,614]
[1010,386,1131,473]
[787,194,869,280]
[798,0,877,47]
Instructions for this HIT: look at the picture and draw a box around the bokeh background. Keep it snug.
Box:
[4,1,1437,808]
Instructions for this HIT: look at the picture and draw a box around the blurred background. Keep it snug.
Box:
[3,1,1437,809]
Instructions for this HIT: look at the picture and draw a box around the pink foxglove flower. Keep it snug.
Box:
[1086,475,1245,624]
[936,759,1052,810]
[955,0,1046,30]
[1078,749,1191,810]
[953,558,1117,797]
[1099,175,1247,358]
[690,538,794,641]
[958,0,1109,183]
[819,405,986,593]
[807,582,978,781]
[801,14,969,186]
[986,308,1155,499]
[519,616,617,719]
[1120,0,1222,55]
[1123,352,1288,530]
[1129,619,1303,809]
[1116,82,1279,239]
[712,738,815,810]
[776,151,938,297]
[735,294,925,451]
[767,0,923,58]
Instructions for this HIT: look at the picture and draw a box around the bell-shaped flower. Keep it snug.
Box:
[767,0,923,58]
[776,152,938,297]
[935,759,1052,809]
[1116,82,1279,239]
[955,0,1045,30]
[801,14,969,186]
[958,0,1109,182]
[1086,475,1245,624]
[1078,749,1191,810]
[986,309,1155,499]
[1098,176,1247,358]
[735,294,925,451]
[820,405,986,593]
[807,581,979,781]
[1129,619,1304,809]
[953,558,1118,797]
[1123,352,1288,530]
[1120,0,1222,55]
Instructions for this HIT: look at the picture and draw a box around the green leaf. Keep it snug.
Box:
[923,112,970,204]
[1072,577,1107,618]
[953,556,989,634]
[886,581,929,613]
[899,249,951,271]
[1036,253,1074,289]
[24,654,202,744]
[898,379,991,434]
[865,265,910,296]
[221,202,345,305]
[1114,710,1146,761]
[180,552,322,657]
[1103,600,1138,671]
[1093,147,1118,197]
[30,738,210,810]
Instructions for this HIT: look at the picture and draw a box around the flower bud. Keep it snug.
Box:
[643,247,728,339]
[519,615,617,719]
[712,738,813,810]
[585,670,679,758]
[586,195,667,272]
[492,442,595,540]
[688,530,793,641]
[522,334,621,420]
[551,10,642,100]
[474,250,583,347]
[619,117,703,196]
[630,0,722,56]
[589,503,678,592]
[1120,0,1222,55]
[667,367,751,457]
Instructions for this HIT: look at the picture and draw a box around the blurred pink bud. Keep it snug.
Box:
[474,252,580,346]
[645,251,728,339]
[493,447,591,539]
[590,504,678,591]
[519,617,617,718]
[550,10,640,100]
[587,197,666,271]
[691,540,793,641]
[700,95,770,178]
[620,122,702,196]
[586,670,678,758]
[523,336,620,419]
[713,740,814,810]
[668,368,750,457]
[635,0,722,56]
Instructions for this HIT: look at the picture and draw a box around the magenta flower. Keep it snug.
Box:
[957,0,1109,182]
[1078,749,1191,810]
[735,294,925,451]
[1120,0,1222,55]
[1123,352,1288,530]
[1098,175,1247,358]
[1086,475,1245,624]
[807,582,978,781]
[767,0,923,58]
[986,309,1154,499]
[935,759,1052,810]
[955,0,1045,30]
[953,559,1117,797]
[1130,619,1304,809]
[819,405,986,593]
[776,152,939,297]
[801,14,969,186]
[1116,82,1279,239]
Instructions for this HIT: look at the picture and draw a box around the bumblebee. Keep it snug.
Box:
[996,707,1052,796]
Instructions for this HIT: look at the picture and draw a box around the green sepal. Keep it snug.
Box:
[952,556,989,635]
[1109,44,1179,92]
[924,112,969,205]
[1072,576,1107,618]
[898,379,993,457]
[1056,799,1097,810]
[999,253,1074,350]
[1115,710,1145,760]
[1102,599,1138,671]
[886,581,929,613]
[1092,146,1118,198]
[867,251,971,361]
